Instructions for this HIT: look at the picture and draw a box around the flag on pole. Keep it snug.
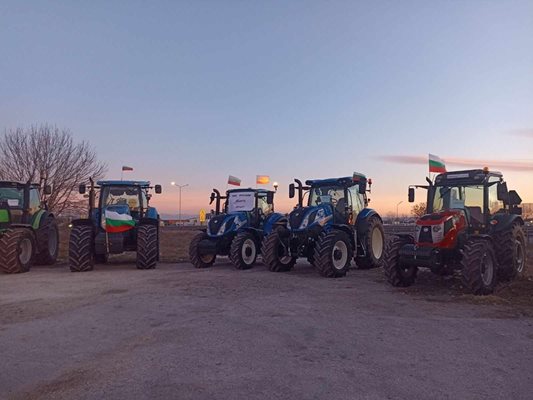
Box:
[256,175,270,185]
[122,166,133,172]
[104,210,136,233]
[429,154,446,173]
[228,175,241,186]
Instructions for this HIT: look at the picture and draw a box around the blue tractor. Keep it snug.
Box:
[189,188,287,270]
[69,179,162,272]
[262,174,385,277]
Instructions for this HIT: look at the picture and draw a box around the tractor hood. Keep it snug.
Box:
[415,210,466,246]
[207,212,249,237]
[288,204,333,231]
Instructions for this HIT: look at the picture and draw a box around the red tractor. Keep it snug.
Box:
[384,168,527,295]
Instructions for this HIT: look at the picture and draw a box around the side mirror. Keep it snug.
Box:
[408,187,415,203]
[43,185,52,195]
[358,181,367,194]
[497,182,509,204]
[289,184,295,199]
[79,184,86,194]
[266,192,274,204]
[509,190,522,206]
[155,184,162,194]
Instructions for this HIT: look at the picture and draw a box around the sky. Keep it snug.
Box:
[1,0,532,218]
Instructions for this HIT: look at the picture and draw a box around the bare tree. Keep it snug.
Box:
[0,124,107,215]
[411,202,427,218]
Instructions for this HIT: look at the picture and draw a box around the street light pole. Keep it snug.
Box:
[396,201,403,222]
[171,182,189,226]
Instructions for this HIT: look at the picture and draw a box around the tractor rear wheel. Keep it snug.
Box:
[35,217,59,265]
[383,236,417,287]
[262,228,296,272]
[355,217,385,269]
[493,223,527,281]
[189,232,216,268]
[230,232,258,270]
[313,230,353,278]
[0,228,35,274]
[69,225,94,272]
[461,238,497,295]
[136,224,158,270]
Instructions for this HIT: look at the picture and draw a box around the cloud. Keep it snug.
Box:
[378,155,533,171]
[508,129,533,138]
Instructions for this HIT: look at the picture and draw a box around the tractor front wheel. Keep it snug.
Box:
[383,236,417,287]
[262,228,296,272]
[313,230,353,278]
[35,216,59,265]
[69,225,94,272]
[355,217,385,269]
[230,232,258,270]
[189,232,216,268]
[0,228,35,274]
[493,223,527,281]
[461,239,497,295]
[136,224,158,270]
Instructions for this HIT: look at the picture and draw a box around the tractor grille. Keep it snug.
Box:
[418,226,433,244]
[209,215,226,235]
[289,208,306,229]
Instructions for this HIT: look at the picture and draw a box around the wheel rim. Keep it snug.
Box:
[241,239,256,265]
[200,254,215,263]
[515,239,525,273]
[19,238,32,265]
[48,227,58,255]
[371,228,384,259]
[332,240,348,270]
[480,251,494,286]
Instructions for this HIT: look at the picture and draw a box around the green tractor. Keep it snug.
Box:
[0,181,59,273]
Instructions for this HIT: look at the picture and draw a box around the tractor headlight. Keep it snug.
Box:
[432,225,442,233]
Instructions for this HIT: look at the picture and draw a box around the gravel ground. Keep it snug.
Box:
[1,260,532,400]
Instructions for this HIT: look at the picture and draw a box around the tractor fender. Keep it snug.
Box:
[144,207,159,220]
[71,218,95,228]
[329,224,356,249]
[355,208,382,238]
[490,213,524,233]
[33,210,55,230]
[139,217,159,226]
[238,226,264,242]
[263,212,287,234]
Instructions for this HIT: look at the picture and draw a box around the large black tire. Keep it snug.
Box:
[313,230,353,278]
[230,232,258,270]
[69,225,94,272]
[355,217,385,269]
[461,238,497,295]
[136,224,158,270]
[189,232,216,268]
[34,217,59,265]
[493,223,527,281]
[262,228,296,272]
[0,228,35,274]
[383,236,417,287]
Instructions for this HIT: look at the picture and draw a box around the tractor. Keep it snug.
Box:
[262,173,385,277]
[383,168,527,295]
[0,180,58,273]
[189,188,287,269]
[69,179,162,272]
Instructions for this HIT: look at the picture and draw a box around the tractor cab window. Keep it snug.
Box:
[310,185,347,222]
[140,190,148,209]
[433,185,484,226]
[0,186,23,208]
[487,177,504,215]
[227,191,255,213]
[256,195,273,215]
[102,186,141,211]
[348,185,364,215]
[29,188,40,214]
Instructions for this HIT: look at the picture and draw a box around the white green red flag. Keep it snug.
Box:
[228,175,241,186]
[122,166,133,171]
[104,210,136,233]
[429,154,446,173]
[256,175,270,185]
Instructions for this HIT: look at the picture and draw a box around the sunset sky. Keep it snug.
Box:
[1,1,532,217]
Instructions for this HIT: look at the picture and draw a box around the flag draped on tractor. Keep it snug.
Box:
[104,210,136,233]
[228,175,241,186]
[429,154,446,173]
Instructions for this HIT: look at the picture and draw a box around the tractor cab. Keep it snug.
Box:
[408,169,522,249]
[0,181,52,226]
[288,175,369,231]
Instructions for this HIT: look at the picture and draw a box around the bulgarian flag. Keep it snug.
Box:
[122,166,133,172]
[429,154,446,173]
[256,175,270,184]
[228,175,241,186]
[104,209,136,233]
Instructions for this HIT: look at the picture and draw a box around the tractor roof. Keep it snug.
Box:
[227,188,274,195]
[0,181,39,188]
[305,175,366,187]
[97,180,151,187]
[435,169,502,185]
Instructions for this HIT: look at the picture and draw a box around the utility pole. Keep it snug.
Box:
[396,201,403,222]
[171,182,189,226]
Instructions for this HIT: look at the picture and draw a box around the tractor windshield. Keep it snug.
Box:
[433,185,484,224]
[309,186,345,207]
[101,186,141,211]
[0,186,23,208]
